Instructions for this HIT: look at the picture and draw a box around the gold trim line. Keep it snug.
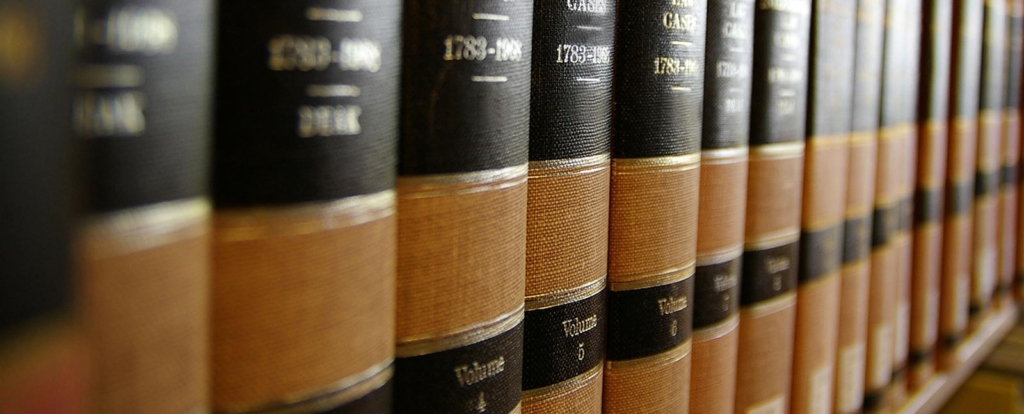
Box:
[396,306,525,358]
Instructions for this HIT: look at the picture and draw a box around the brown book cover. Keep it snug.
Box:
[910,0,954,391]
[521,0,614,412]
[211,1,400,412]
[690,1,754,413]
[74,2,213,413]
[998,0,1023,305]
[734,1,810,413]
[791,1,856,413]
[940,0,983,370]
[604,0,705,412]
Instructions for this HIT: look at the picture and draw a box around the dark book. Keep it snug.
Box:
[393,0,532,413]
[604,0,705,412]
[73,1,213,412]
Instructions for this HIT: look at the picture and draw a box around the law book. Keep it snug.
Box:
[940,0,984,369]
[734,1,810,413]
[972,0,1008,321]
[909,0,954,391]
[603,0,704,412]
[833,1,885,412]
[790,2,856,413]
[998,0,1023,305]
[210,1,400,412]
[521,0,613,412]
[689,1,753,414]
[393,1,532,412]
[73,1,213,413]
[0,1,85,411]
[863,0,907,409]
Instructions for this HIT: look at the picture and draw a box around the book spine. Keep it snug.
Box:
[941,0,984,369]
[690,1,754,414]
[604,0,705,412]
[210,1,400,412]
[73,1,213,413]
[394,0,532,413]
[834,1,885,413]
[735,1,810,413]
[0,1,86,412]
[973,0,1009,320]
[999,0,1023,304]
[791,2,856,413]
[521,0,614,412]
[910,0,954,391]
[863,0,907,409]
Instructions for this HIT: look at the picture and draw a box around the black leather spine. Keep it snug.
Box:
[749,0,811,147]
[703,0,755,150]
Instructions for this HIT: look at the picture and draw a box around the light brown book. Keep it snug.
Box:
[997,0,1023,306]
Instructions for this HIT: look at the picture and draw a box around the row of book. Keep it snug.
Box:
[1,0,1023,413]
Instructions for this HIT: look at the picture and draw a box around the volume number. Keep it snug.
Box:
[443,35,523,62]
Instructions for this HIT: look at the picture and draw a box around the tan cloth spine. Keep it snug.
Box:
[690,150,747,414]
[997,110,1020,304]
[940,118,978,369]
[212,193,395,413]
[0,320,87,414]
[735,146,803,414]
[522,156,610,414]
[972,111,1003,315]
[891,125,917,407]
[792,135,848,414]
[80,199,209,414]
[604,156,698,414]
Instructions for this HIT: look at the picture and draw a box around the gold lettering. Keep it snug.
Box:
[657,295,689,315]
[453,357,506,387]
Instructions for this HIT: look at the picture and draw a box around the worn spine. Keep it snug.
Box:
[394,0,532,412]
[521,0,615,412]
[689,1,754,414]
[910,0,954,391]
[74,1,213,413]
[941,0,984,369]
[790,1,856,413]
[604,0,706,412]
[734,1,810,413]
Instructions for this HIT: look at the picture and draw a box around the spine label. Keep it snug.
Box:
[741,241,799,305]
[693,257,741,328]
[522,289,606,390]
[702,0,756,149]
[606,277,695,361]
[914,187,943,224]
[946,180,974,216]
[799,225,842,283]
[842,214,871,265]
[394,322,524,414]
[749,0,811,145]
[871,205,898,248]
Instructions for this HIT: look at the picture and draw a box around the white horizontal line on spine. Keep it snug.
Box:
[472,13,510,21]
[306,7,363,22]
[471,76,508,83]
[576,77,600,83]
[306,84,361,97]
[670,85,692,92]
[670,40,693,46]
[577,25,603,30]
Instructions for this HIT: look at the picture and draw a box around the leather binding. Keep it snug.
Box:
[211,1,400,412]
[522,0,614,412]
[395,0,532,412]
[971,0,1008,322]
[690,1,754,413]
[998,0,1023,306]
[790,2,856,413]
[735,1,810,413]
[833,1,885,412]
[910,0,954,391]
[74,1,212,413]
[940,0,984,369]
[863,0,908,409]
[604,0,705,412]
[0,1,86,412]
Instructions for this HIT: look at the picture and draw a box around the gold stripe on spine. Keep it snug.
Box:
[81,198,209,258]
[692,314,740,340]
[697,245,744,266]
[215,191,395,241]
[610,152,701,174]
[521,363,603,400]
[749,141,805,158]
[216,362,393,414]
[604,339,693,370]
[396,306,525,358]
[608,262,695,292]
[745,228,801,251]
[743,292,797,318]
[528,153,611,176]
[848,131,877,146]
[398,164,529,198]
[702,146,750,162]
[526,277,606,311]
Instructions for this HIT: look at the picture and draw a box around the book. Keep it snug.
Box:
[210,1,400,412]
[521,0,614,412]
[910,0,954,391]
[972,0,1009,320]
[791,1,856,413]
[393,0,532,412]
[604,0,705,412]
[0,1,85,411]
[734,1,810,413]
[998,0,1023,304]
[941,0,984,369]
[833,0,885,412]
[73,1,213,413]
[689,1,754,413]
